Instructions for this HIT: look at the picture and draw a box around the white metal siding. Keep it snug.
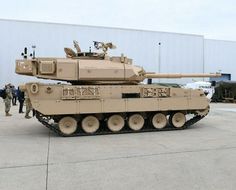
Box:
[204,39,236,80]
[0,19,219,87]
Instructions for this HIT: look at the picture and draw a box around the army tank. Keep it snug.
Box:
[15,41,221,137]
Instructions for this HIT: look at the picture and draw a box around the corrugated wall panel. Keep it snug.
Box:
[0,19,204,86]
[204,39,236,80]
[152,32,204,83]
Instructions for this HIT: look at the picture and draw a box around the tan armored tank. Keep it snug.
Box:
[15,41,221,136]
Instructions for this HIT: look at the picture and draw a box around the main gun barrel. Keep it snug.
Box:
[144,73,221,79]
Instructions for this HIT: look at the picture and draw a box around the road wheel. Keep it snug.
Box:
[152,113,167,129]
[107,114,125,132]
[58,116,77,135]
[82,115,100,134]
[169,112,186,128]
[128,114,145,131]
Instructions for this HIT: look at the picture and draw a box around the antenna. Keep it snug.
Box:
[21,47,28,59]
[32,45,36,59]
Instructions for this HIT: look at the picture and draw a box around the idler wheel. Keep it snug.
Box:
[128,114,145,131]
[58,116,77,135]
[82,116,100,134]
[152,113,167,129]
[169,112,186,128]
[196,106,210,116]
[107,114,125,132]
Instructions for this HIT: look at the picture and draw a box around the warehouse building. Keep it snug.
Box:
[0,19,236,87]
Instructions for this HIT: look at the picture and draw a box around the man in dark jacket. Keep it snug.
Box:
[17,87,25,113]
[11,85,17,105]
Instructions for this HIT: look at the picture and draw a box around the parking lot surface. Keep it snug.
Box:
[0,102,236,190]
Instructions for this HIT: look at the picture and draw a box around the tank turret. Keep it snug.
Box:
[16,41,221,84]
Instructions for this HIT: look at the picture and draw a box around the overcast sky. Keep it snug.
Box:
[0,0,236,41]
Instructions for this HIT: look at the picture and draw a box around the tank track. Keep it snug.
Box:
[35,112,206,137]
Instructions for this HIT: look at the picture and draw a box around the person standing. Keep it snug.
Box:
[11,85,17,106]
[25,91,32,119]
[4,84,13,116]
[17,87,25,113]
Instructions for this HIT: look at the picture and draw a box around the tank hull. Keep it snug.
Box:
[25,82,209,136]
[26,83,208,115]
